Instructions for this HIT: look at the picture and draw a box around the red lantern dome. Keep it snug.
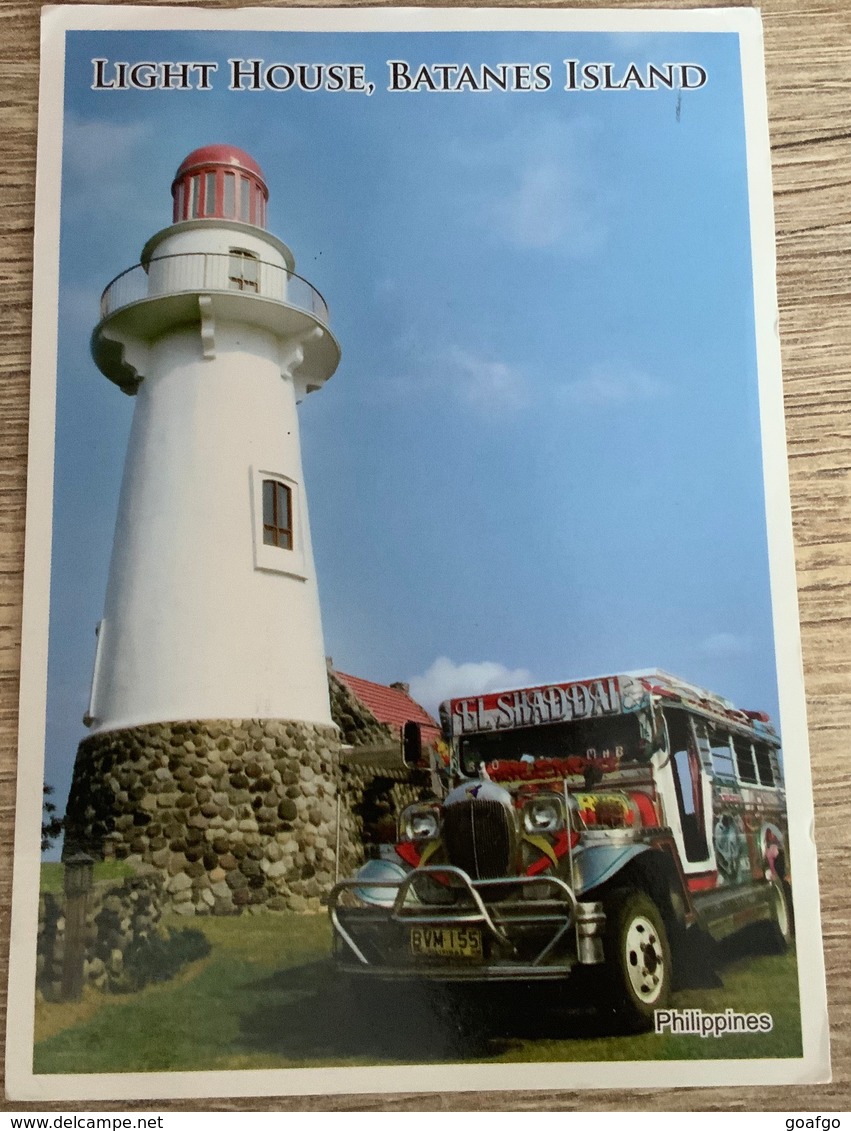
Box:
[171,144,269,228]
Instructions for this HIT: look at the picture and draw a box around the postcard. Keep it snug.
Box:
[7,4,830,1101]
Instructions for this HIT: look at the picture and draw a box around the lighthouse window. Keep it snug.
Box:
[189,175,201,218]
[262,479,293,550]
[228,249,259,292]
[204,172,217,215]
[240,176,250,221]
[175,182,185,221]
[223,172,235,218]
[252,468,305,578]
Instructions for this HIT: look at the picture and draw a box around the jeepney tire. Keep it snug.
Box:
[600,889,672,1033]
[765,878,795,953]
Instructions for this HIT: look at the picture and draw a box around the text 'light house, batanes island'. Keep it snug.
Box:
[63,145,360,913]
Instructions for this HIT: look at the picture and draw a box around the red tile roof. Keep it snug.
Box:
[335,671,441,743]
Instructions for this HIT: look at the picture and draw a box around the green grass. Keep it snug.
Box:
[40,860,137,894]
[33,913,804,1075]
[489,949,804,1063]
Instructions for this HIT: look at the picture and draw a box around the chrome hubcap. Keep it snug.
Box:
[625,915,665,1004]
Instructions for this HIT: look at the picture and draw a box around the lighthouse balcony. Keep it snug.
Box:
[100,252,330,323]
[94,252,340,392]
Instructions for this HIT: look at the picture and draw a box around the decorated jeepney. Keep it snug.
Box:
[329,670,792,1030]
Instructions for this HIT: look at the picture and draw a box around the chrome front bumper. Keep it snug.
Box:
[329,864,605,980]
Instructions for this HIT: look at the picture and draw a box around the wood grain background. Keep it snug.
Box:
[1,0,848,1112]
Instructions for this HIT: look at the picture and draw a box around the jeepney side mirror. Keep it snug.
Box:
[403,721,422,765]
[638,709,667,761]
[646,735,667,757]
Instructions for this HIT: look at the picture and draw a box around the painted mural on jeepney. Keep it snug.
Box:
[710,779,788,888]
[713,811,750,883]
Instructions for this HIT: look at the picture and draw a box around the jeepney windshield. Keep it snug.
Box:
[457,714,642,777]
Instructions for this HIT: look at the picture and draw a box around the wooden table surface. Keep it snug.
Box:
[1,0,848,1112]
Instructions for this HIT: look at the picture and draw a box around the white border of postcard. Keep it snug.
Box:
[7,4,830,1101]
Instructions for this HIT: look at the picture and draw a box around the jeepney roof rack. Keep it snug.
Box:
[623,668,777,741]
[623,668,738,711]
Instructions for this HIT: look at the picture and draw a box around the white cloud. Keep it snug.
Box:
[447,347,529,413]
[381,341,529,418]
[561,364,667,406]
[490,156,606,255]
[699,633,753,657]
[380,341,665,421]
[408,657,533,717]
[460,116,607,255]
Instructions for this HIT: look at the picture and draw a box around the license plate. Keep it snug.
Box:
[410,926,483,959]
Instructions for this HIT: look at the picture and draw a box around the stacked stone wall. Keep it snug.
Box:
[64,678,439,914]
[37,871,163,999]
[65,719,344,914]
[339,765,430,869]
[328,668,436,861]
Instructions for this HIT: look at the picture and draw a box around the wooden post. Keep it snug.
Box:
[61,852,93,1001]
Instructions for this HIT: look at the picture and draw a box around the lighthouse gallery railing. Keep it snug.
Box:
[99,253,330,324]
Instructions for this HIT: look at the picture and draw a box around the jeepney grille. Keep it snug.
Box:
[442,800,515,880]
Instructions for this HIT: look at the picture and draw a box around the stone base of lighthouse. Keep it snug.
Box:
[65,719,348,914]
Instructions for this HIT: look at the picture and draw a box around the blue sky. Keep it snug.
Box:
[45,28,776,821]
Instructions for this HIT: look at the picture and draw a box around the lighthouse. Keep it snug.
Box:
[87,144,339,730]
[65,146,345,914]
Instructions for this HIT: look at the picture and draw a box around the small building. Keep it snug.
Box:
[330,667,441,758]
[327,664,440,854]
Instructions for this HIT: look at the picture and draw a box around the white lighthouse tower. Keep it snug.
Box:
[87,144,339,731]
[67,146,344,913]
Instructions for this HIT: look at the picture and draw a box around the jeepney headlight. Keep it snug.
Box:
[401,803,441,842]
[522,794,565,835]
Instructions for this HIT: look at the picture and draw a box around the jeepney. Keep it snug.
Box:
[329,669,792,1031]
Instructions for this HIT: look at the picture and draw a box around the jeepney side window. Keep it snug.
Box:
[665,710,709,862]
[754,743,775,787]
[733,736,758,784]
[709,729,736,781]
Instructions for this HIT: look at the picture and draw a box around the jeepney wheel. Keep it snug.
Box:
[602,890,672,1032]
[765,879,794,952]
